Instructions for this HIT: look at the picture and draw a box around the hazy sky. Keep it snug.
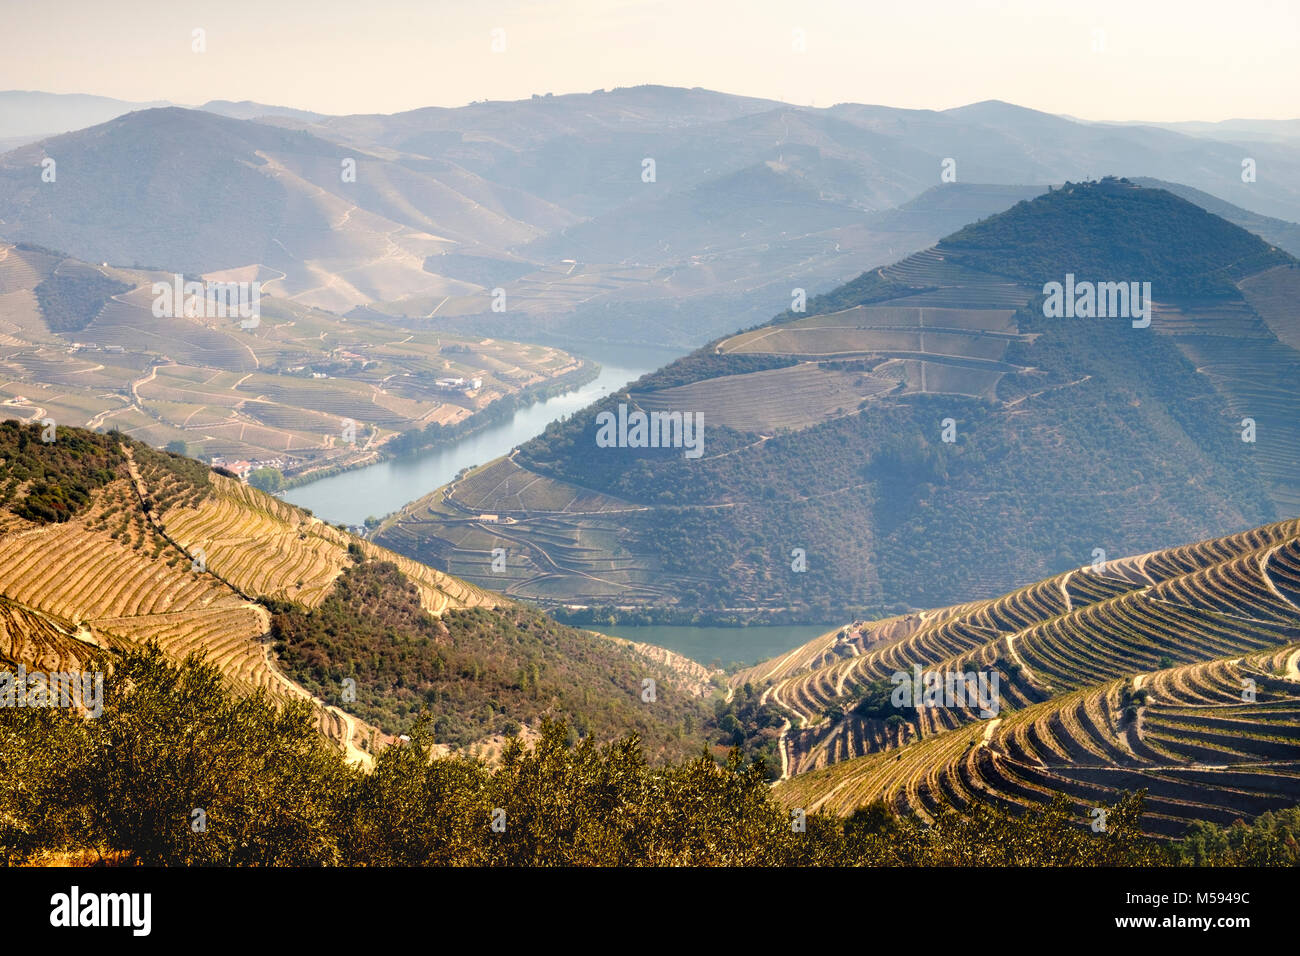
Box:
[3,0,1297,120]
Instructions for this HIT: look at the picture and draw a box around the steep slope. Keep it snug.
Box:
[377,180,1298,613]
[0,422,711,764]
[1132,177,1300,258]
[780,648,1300,838]
[765,516,1300,836]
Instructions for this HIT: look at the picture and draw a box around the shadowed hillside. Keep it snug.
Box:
[377,180,1298,613]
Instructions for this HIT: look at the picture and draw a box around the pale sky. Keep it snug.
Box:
[3,0,1297,120]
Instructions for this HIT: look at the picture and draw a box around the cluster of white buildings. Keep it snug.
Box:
[209,456,292,482]
[434,376,483,393]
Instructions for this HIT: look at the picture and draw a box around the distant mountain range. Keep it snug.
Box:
[0,91,320,145]
[1087,116,1300,145]
[2,87,1299,351]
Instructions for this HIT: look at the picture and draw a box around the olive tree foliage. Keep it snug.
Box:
[3,647,1182,866]
[1,647,355,865]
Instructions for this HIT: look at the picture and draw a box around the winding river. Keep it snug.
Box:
[277,342,826,665]
[279,342,681,527]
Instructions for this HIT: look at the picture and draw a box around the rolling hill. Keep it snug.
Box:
[0,107,570,313]
[376,179,1300,614]
[0,91,174,148]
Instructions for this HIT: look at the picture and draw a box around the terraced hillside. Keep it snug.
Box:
[378,180,1297,612]
[716,302,1030,403]
[762,518,1300,836]
[0,242,588,477]
[0,422,709,764]
[376,456,674,602]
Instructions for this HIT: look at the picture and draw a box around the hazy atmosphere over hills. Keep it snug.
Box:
[5,88,1300,350]
[2,0,1300,907]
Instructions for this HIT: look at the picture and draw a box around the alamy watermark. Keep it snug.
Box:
[890,665,1001,718]
[595,403,704,459]
[1042,274,1151,328]
[0,665,103,718]
[50,886,150,936]
[152,274,261,328]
